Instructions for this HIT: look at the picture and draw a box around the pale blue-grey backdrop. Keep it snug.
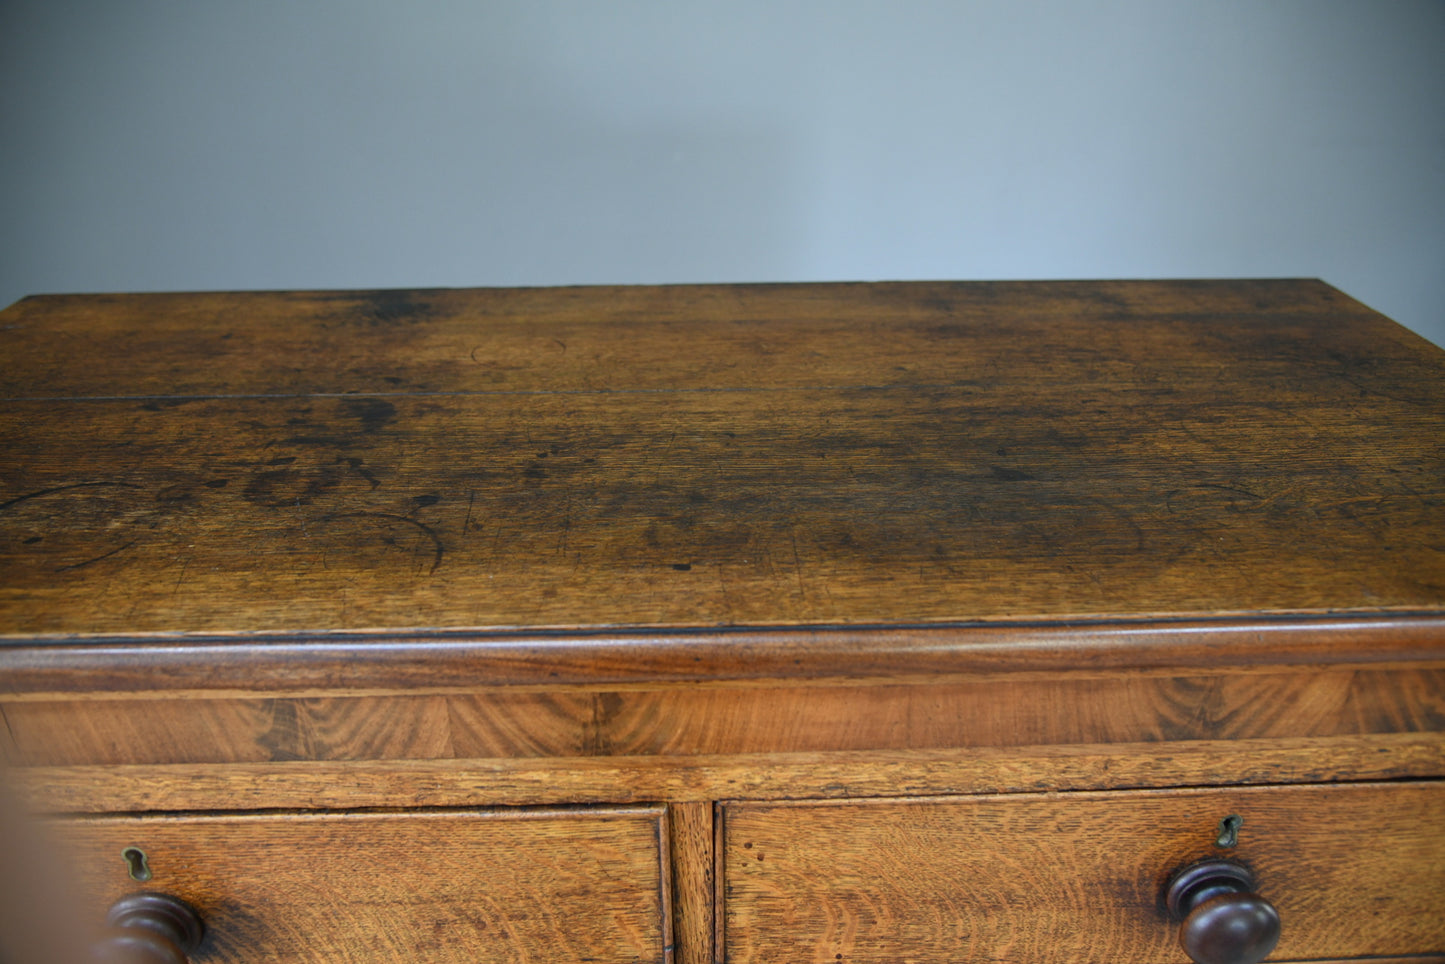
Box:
[2,1,1442,345]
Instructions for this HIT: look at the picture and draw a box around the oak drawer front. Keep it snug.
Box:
[62,806,669,963]
[721,782,1445,964]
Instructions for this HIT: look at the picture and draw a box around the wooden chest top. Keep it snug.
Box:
[1,280,1442,652]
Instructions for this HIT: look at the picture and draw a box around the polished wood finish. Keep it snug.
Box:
[13,733,1442,814]
[721,783,1445,963]
[667,802,715,964]
[3,280,1443,638]
[2,281,1442,963]
[96,892,205,964]
[7,281,1432,399]
[1167,861,1280,964]
[60,808,669,963]
[2,617,1443,701]
[5,665,1442,767]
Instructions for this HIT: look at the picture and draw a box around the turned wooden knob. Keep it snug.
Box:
[93,893,204,964]
[1166,860,1281,964]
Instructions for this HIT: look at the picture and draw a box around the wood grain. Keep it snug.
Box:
[4,281,1444,963]
[2,616,1443,699]
[1,695,457,765]
[4,666,1440,766]
[59,807,669,964]
[4,280,1433,398]
[668,802,714,964]
[14,733,1443,814]
[2,281,1443,639]
[721,782,1445,963]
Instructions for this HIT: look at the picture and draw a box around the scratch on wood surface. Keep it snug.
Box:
[313,511,445,575]
[55,538,140,573]
[0,480,142,512]
[0,704,18,760]
[790,528,807,602]
[462,489,477,536]
[171,554,191,597]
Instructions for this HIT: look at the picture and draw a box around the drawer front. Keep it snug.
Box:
[62,806,668,963]
[722,782,1445,963]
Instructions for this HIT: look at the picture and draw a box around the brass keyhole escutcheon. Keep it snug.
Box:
[122,847,152,882]
[1216,815,1243,848]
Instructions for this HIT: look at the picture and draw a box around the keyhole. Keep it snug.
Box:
[1216,814,1244,848]
[122,847,152,882]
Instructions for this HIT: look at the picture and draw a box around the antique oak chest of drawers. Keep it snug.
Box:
[0,280,1442,963]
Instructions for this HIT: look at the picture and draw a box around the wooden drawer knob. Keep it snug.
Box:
[93,893,204,964]
[1166,860,1281,964]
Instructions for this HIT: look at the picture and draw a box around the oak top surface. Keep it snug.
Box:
[1,279,1443,640]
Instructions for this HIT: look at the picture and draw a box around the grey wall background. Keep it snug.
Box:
[2,1,1442,346]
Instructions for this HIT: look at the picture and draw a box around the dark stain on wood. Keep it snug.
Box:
[341,397,397,433]
[241,464,345,508]
[0,280,1442,637]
